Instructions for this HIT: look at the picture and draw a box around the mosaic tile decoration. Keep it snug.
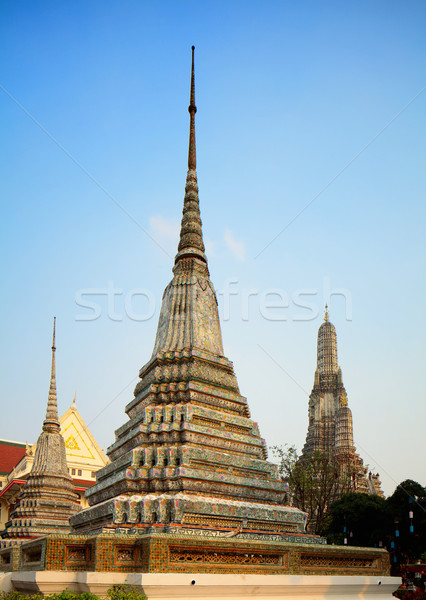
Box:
[0,531,389,576]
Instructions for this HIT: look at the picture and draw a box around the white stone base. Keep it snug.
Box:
[0,572,13,593]
[2,571,400,599]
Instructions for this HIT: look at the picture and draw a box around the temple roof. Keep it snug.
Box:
[0,441,26,475]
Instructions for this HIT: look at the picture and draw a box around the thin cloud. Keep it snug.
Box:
[224,229,246,262]
[149,216,180,246]
[205,238,215,257]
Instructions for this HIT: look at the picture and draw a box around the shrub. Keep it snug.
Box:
[107,585,146,600]
[0,586,146,600]
[46,592,99,600]
[0,593,42,600]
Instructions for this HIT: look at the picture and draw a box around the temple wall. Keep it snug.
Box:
[0,532,391,576]
[1,571,400,599]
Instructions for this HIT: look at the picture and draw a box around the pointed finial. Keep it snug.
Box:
[52,315,56,349]
[71,390,77,410]
[174,46,208,269]
[188,45,197,170]
[43,317,60,432]
[324,304,329,322]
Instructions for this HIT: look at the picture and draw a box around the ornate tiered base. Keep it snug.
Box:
[71,493,307,536]
[0,530,390,577]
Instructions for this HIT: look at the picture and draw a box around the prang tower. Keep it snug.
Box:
[302,306,383,496]
[71,47,307,537]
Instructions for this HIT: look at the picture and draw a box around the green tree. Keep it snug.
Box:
[272,444,354,534]
[387,479,426,564]
[325,492,391,547]
[324,479,426,565]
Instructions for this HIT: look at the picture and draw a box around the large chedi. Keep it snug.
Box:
[71,48,306,537]
[302,306,383,496]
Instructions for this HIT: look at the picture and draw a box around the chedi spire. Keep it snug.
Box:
[1,320,79,541]
[188,45,197,171]
[150,46,222,357]
[43,317,60,432]
[175,46,207,269]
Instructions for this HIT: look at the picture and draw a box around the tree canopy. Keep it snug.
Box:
[325,492,391,546]
[272,444,354,533]
[325,479,426,566]
[272,444,426,565]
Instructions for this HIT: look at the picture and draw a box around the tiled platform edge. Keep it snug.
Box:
[0,532,390,576]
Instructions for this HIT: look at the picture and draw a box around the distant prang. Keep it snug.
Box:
[302,304,383,497]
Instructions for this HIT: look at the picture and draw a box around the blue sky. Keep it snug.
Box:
[1,1,425,497]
